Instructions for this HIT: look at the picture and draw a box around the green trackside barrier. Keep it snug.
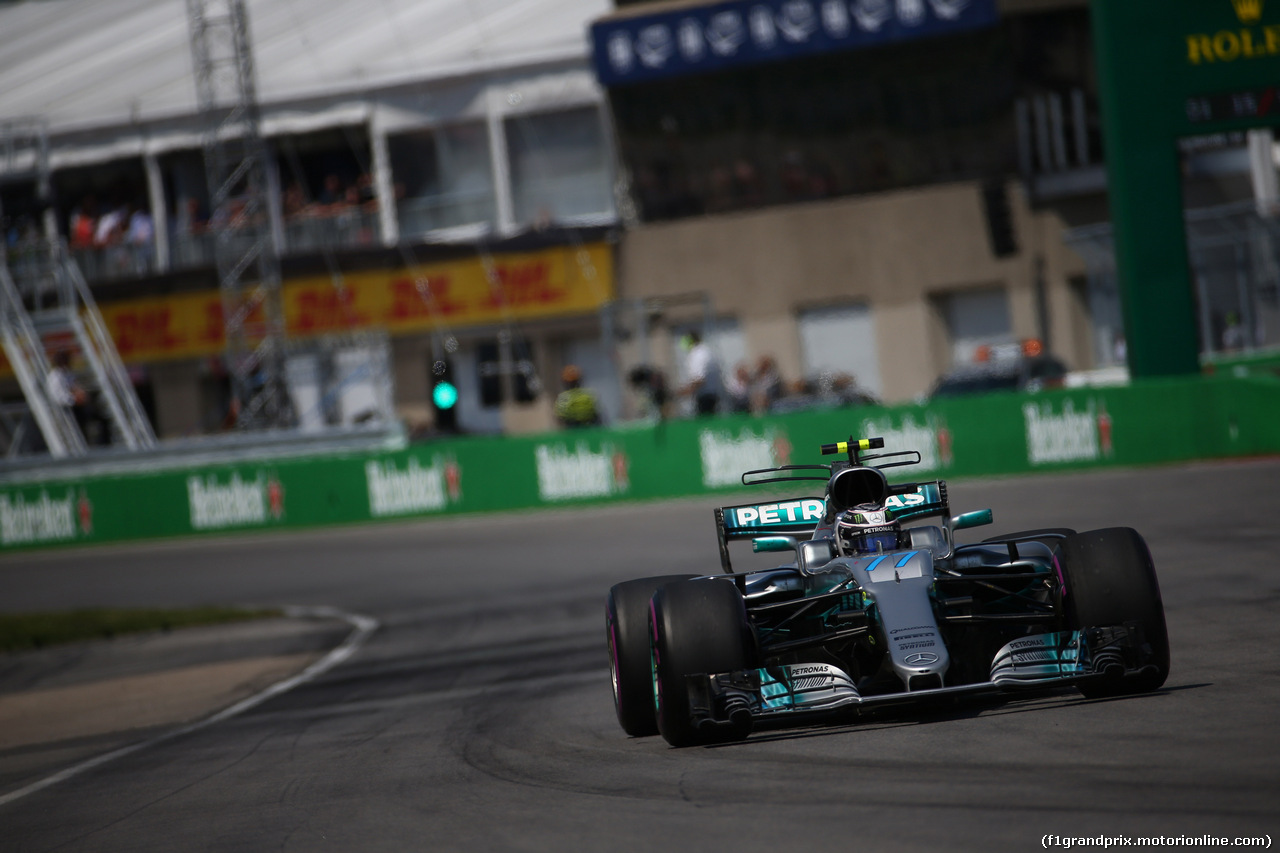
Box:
[1204,348,1280,381]
[1,374,1276,552]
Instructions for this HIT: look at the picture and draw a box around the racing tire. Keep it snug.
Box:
[650,579,756,747]
[1056,527,1169,699]
[607,575,696,737]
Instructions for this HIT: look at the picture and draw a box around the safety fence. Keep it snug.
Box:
[2,373,1277,551]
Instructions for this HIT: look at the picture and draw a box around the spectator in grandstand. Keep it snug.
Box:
[281,182,308,219]
[4,215,38,250]
[318,173,347,213]
[175,197,206,234]
[731,158,763,207]
[69,198,97,249]
[531,206,554,231]
[781,149,810,200]
[168,197,209,269]
[210,197,254,231]
[705,166,734,213]
[94,201,130,274]
[338,180,377,243]
[554,364,600,428]
[94,202,126,247]
[355,173,378,212]
[126,205,155,272]
[807,159,837,198]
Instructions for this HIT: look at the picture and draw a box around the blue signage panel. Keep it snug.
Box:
[590,0,1000,86]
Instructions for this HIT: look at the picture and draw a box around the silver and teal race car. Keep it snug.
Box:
[606,437,1169,747]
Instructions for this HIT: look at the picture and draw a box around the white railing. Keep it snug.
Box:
[283,208,382,255]
[397,190,496,238]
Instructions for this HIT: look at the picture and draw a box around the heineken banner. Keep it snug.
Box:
[1,373,1276,551]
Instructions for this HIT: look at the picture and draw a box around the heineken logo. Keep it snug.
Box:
[860,414,952,471]
[535,442,628,501]
[699,426,790,488]
[1024,398,1114,465]
[187,471,283,531]
[0,488,89,545]
[366,456,460,518]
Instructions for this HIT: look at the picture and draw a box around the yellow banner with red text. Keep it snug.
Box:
[13,244,613,368]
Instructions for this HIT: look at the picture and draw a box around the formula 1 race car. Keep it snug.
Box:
[606,437,1169,747]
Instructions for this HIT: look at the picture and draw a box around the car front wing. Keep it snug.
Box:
[685,625,1158,735]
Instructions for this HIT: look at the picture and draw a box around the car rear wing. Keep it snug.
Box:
[714,497,826,573]
[884,480,950,524]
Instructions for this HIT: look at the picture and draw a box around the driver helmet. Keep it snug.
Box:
[835,505,902,556]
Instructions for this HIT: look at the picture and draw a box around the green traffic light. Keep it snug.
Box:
[433,381,458,410]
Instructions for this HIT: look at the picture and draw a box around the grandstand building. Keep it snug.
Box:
[593,0,1279,404]
[1,0,1269,445]
[0,0,623,438]
[591,0,1116,404]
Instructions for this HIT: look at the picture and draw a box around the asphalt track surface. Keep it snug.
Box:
[1,459,1278,852]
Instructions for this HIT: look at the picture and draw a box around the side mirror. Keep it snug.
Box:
[752,536,798,553]
[950,509,993,530]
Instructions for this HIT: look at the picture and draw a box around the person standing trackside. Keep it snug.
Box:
[555,364,601,428]
[46,349,89,441]
[627,365,670,421]
[726,361,752,413]
[681,330,723,416]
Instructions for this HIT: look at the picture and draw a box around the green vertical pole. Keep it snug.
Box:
[1090,0,1202,377]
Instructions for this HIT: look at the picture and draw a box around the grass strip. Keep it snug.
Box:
[0,606,283,653]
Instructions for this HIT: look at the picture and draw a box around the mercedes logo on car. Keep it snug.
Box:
[905,652,940,665]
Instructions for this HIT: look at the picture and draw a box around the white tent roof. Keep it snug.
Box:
[0,0,609,137]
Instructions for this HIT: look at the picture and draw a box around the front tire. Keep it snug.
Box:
[650,579,756,747]
[1057,527,1169,698]
[606,575,696,737]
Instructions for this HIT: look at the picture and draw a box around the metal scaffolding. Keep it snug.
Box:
[0,118,156,458]
[186,0,291,429]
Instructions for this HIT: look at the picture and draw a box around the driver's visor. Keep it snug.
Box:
[858,533,899,554]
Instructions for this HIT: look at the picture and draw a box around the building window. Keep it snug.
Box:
[934,286,1013,366]
[389,122,495,237]
[797,303,883,401]
[504,106,614,226]
[476,337,538,407]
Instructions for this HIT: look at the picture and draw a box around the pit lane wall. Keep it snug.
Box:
[2,374,1277,551]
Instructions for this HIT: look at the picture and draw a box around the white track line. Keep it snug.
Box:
[0,605,379,809]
